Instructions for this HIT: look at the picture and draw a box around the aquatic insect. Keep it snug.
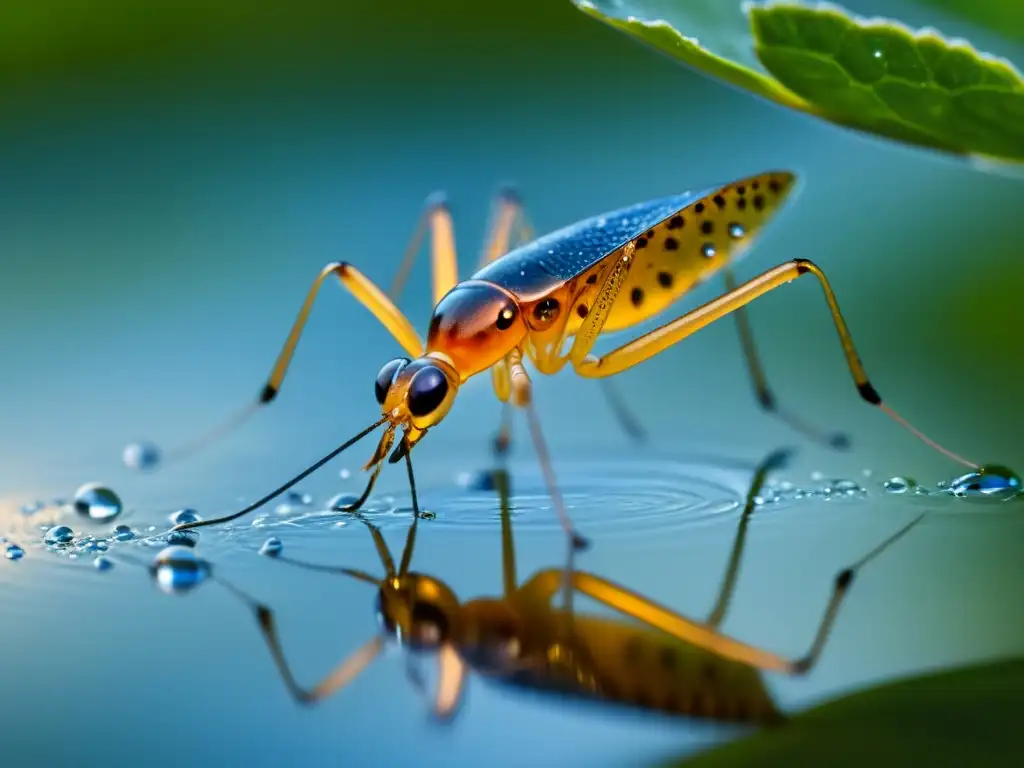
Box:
[226,450,925,723]
[170,171,982,549]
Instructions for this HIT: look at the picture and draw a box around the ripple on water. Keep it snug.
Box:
[180,457,754,550]
[425,458,747,537]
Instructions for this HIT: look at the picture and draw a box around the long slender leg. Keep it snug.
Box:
[490,357,514,458]
[258,614,385,705]
[725,268,848,450]
[572,258,978,470]
[597,379,648,443]
[261,263,423,403]
[476,187,535,270]
[213,566,386,705]
[705,448,792,629]
[476,190,534,460]
[508,348,588,552]
[521,512,925,675]
[156,263,423,465]
[492,466,518,598]
[387,193,460,307]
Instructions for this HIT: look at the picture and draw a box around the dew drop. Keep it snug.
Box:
[151,546,210,595]
[701,243,716,259]
[94,555,113,572]
[948,465,1021,501]
[259,537,283,558]
[122,441,161,471]
[169,509,202,526]
[339,468,351,480]
[328,493,362,511]
[5,544,25,561]
[166,530,199,548]
[20,501,45,515]
[728,223,745,239]
[833,479,862,495]
[112,524,135,542]
[883,477,915,494]
[44,525,74,545]
[73,483,123,522]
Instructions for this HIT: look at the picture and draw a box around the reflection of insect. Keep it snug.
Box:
[226,450,924,723]
[173,172,979,549]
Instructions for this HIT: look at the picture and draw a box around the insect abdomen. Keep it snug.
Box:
[569,172,797,334]
[569,616,783,724]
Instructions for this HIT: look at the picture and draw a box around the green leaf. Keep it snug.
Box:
[911,0,1024,43]
[573,1,1024,165]
[664,655,1024,767]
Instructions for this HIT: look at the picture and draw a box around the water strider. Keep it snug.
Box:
[148,171,1004,560]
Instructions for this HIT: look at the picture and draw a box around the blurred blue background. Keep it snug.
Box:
[1,1,1022,766]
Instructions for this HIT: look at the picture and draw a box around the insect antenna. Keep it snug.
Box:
[172,416,388,532]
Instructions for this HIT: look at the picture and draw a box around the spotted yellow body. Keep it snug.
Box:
[569,171,796,335]
[477,609,780,723]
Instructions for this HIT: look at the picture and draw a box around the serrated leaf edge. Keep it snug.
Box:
[746,0,1024,90]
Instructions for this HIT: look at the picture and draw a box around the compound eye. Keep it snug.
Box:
[407,365,449,417]
[495,301,518,331]
[375,358,410,405]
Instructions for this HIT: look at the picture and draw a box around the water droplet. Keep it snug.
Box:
[151,546,210,594]
[327,493,362,511]
[883,477,915,494]
[5,544,25,561]
[73,483,123,522]
[259,537,283,558]
[122,441,161,471]
[44,525,74,545]
[948,465,1021,501]
[728,223,745,239]
[79,539,109,552]
[112,524,134,542]
[166,530,199,548]
[701,243,716,259]
[339,468,351,480]
[20,501,44,515]
[833,479,861,495]
[284,491,313,506]
[169,509,201,526]
[94,555,113,571]
[810,471,824,482]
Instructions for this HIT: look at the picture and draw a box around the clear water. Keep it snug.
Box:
[73,483,124,522]
[2,1,1023,766]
